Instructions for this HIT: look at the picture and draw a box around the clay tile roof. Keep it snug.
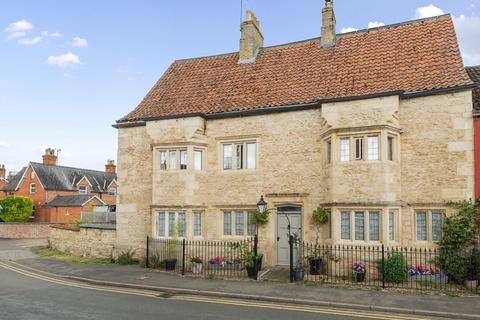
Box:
[466,66,480,112]
[118,15,473,123]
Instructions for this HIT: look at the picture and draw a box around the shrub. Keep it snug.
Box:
[116,250,139,265]
[150,254,163,269]
[384,252,408,283]
[0,196,33,222]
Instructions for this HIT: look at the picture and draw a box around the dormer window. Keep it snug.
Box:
[79,186,87,195]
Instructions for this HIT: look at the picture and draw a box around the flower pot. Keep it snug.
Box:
[308,258,323,275]
[465,279,478,290]
[192,262,203,275]
[294,269,305,281]
[355,272,365,282]
[246,265,259,279]
[165,259,177,271]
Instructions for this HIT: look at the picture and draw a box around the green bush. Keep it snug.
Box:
[384,252,408,283]
[116,250,139,265]
[0,196,33,222]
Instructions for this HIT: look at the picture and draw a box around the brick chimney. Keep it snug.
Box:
[239,10,264,64]
[320,0,336,48]
[42,148,58,166]
[0,165,5,180]
[105,160,116,174]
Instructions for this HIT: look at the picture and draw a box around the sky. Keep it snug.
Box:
[0,0,479,174]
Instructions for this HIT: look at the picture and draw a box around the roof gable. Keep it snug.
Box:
[45,195,106,207]
[118,15,472,124]
[1,167,27,191]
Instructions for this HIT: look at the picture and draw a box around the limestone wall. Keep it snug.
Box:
[50,226,116,259]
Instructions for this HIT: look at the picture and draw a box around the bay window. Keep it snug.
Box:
[367,136,379,160]
[340,138,350,162]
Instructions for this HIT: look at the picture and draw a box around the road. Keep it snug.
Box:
[0,259,432,320]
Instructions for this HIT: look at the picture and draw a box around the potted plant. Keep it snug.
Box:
[243,249,258,279]
[191,257,203,274]
[353,262,366,282]
[308,207,329,275]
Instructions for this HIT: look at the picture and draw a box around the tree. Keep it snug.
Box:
[0,196,33,222]
[311,207,329,245]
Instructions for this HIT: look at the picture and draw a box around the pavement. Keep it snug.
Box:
[2,239,480,320]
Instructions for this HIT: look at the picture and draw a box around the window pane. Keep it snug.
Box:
[236,144,243,169]
[341,212,350,240]
[326,140,332,164]
[194,150,202,171]
[388,137,394,161]
[158,212,165,237]
[432,212,443,242]
[355,138,363,160]
[389,212,395,241]
[369,211,380,241]
[416,212,427,241]
[169,151,176,170]
[247,211,256,236]
[223,145,232,170]
[180,150,187,170]
[368,136,379,160]
[355,212,365,241]
[246,143,256,169]
[168,212,176,237]
[160,151,167,170]
[224,212,232,235]
[235,211,244,236]
[340,139,350,161]
[178,212,186,237]
[193,212,202,236]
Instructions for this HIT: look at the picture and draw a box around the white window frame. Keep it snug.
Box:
[367,136,379,161]
[160,151,167,170]
[340,138,350,162]
[222,141,257,171]
[194,150,203,171]
[29,183,36,194]
[180,150,188,170]
[169,150,177,170]
[79,185,87,195]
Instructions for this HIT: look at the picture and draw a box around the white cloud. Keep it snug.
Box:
[368,21,385,28]
[72,37,88,48]
[454,14,480,65]
[0,142,9,148]
[341,27,358,33]
[41,31,61,38]
[17,36,42,45]
[47,52,82,68]
[415,5,445,19]
[4,19,33,40]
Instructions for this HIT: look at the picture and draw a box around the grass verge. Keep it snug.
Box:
[31,247,113,265]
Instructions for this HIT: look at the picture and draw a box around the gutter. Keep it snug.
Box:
[113,85,475,128]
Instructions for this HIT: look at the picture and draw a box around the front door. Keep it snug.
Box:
[276,206,302,266]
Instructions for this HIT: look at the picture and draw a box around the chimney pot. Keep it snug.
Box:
[42,148,58,166]
[0,164,5,180]
[239,10,264,64]
[320,0,337,48]
[105,160,116,174]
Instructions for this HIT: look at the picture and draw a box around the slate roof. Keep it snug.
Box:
[118,15,473,124]
[1,163,116,193]
[466,66,480,112]
[45,195,103,207]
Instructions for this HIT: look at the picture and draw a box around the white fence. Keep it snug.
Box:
[80,211,116,224]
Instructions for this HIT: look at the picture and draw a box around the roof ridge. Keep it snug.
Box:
[173,14,452,63]
[30,162,115,176]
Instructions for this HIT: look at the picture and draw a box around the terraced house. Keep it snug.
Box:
[114,1,476,266]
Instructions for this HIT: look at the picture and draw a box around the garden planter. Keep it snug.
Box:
[165,259,177,271]
[355,272,365,282]
[246,265,259,279]
[192,262,203,275]
[465,279,478,290]
[308,258,323,275]
[294,269,305,281]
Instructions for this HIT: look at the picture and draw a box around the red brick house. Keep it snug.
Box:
[1,149,117,222]
[44,195,106,223]
[0,165,7,195]
[467,66,480,199]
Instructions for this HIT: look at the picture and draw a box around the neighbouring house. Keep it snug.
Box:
[1,148,117,222]
[467,66,480,199]
[113,1,476,266]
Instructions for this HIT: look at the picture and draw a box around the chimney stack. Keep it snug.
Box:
[320,0,336,48]
[105,160,116,174]
[42,148,58,166]
[239,10,264,64]
[0,165,5,180]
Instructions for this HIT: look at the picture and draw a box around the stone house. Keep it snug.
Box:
[1,149,117,222]
[114,1,476,266]
[467,66,480,198]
